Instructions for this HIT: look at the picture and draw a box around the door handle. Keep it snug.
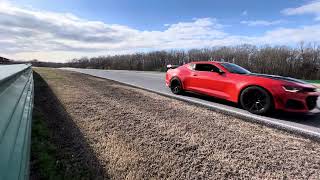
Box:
[192,74,198,76]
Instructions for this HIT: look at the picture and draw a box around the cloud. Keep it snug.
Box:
[240,20,285,26]
[257,24,320,44]
[282,0,320,20]
[242,10,248,16]
[1,1,320,62]
[0,2,140,51]
[0,2,229,59]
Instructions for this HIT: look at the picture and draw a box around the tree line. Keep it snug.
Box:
[66,44,320,80]
[0,56,12,64]
[2,43,320,80]
[0,58,65,68]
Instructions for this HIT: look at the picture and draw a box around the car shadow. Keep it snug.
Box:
[32,71,109,179]
[181,91,239,108]
[270,111,320,127]
[180,91,320,128]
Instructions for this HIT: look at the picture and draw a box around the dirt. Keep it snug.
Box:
[33,68,320,179]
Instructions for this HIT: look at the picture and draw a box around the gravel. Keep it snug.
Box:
[34,68,320,179]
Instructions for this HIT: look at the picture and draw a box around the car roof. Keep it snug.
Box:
[189,61,223,65]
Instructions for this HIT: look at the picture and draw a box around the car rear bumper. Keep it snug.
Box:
[274,91,320,113]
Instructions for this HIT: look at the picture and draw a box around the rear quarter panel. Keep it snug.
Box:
[166,65,191,89]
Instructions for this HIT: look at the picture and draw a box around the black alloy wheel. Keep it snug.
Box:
[240,86,273,114]
[170,79,183,95]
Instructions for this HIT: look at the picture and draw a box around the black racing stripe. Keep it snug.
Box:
[246,73,308,84]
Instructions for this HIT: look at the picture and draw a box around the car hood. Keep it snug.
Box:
[246,73,312,86]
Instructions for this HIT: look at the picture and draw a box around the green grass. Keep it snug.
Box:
[31,110,63,180]
[32,67,64,80]
[305,80,320,84]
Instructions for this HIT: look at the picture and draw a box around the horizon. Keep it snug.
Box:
[1,0,320,62]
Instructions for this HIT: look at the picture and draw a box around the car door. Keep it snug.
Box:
[191,63,230,99]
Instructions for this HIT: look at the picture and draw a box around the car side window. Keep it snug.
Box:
[195,64,220,73]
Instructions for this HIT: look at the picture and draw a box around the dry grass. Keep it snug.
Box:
[34,68,320,179]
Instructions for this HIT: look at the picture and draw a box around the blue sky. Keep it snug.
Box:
[10,0,309,34]
[1,0,320,62]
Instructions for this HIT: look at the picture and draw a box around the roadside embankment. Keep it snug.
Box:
[32,68,320,179]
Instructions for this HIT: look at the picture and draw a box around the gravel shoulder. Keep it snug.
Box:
[34,67,320,179]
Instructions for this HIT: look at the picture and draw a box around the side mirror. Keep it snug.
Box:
[210,68,225,74]
[218,69,225,75]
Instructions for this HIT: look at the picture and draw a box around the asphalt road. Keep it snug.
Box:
[63,68,320,139]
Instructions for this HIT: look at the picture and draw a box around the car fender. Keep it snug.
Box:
[236,83,277,104]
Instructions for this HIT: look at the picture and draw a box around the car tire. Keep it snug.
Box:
[240,86,273,115]
[170,78,184,95]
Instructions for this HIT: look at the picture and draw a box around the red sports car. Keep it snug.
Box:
[165,61,320,114]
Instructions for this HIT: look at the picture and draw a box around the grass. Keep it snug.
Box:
[306,80,320,84]
[31,69,99,180]
[32,67,64,80]
[31,109,63,180]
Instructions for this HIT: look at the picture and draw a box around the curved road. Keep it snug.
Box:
[63,68,320,139]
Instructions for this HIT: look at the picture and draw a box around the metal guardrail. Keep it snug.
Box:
[0,64,33,180]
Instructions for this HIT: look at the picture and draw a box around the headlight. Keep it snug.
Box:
[282,86,303,93]
[317,88,320,92]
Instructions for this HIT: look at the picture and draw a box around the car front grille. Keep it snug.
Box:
[306,96,318,110]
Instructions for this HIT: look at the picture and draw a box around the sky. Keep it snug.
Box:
[1,0,320,62]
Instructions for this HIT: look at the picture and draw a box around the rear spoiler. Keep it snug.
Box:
[166,64,179,70]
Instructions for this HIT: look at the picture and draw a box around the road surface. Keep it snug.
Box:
[62,68,320,139]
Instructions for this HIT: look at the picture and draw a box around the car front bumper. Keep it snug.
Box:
[274,91,320,113]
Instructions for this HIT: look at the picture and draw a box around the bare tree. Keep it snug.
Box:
[38,44,320,80]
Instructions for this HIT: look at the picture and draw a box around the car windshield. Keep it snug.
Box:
[220,62,251,74]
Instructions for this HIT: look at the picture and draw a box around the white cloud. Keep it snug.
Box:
[240,20,285,26]
[242,10,248,16]
[257,24,320,44]
[0,2,231,61]
[282,1,320,20]
[1,2,320,62]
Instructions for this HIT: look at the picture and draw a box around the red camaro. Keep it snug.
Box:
[166,61,320,114]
